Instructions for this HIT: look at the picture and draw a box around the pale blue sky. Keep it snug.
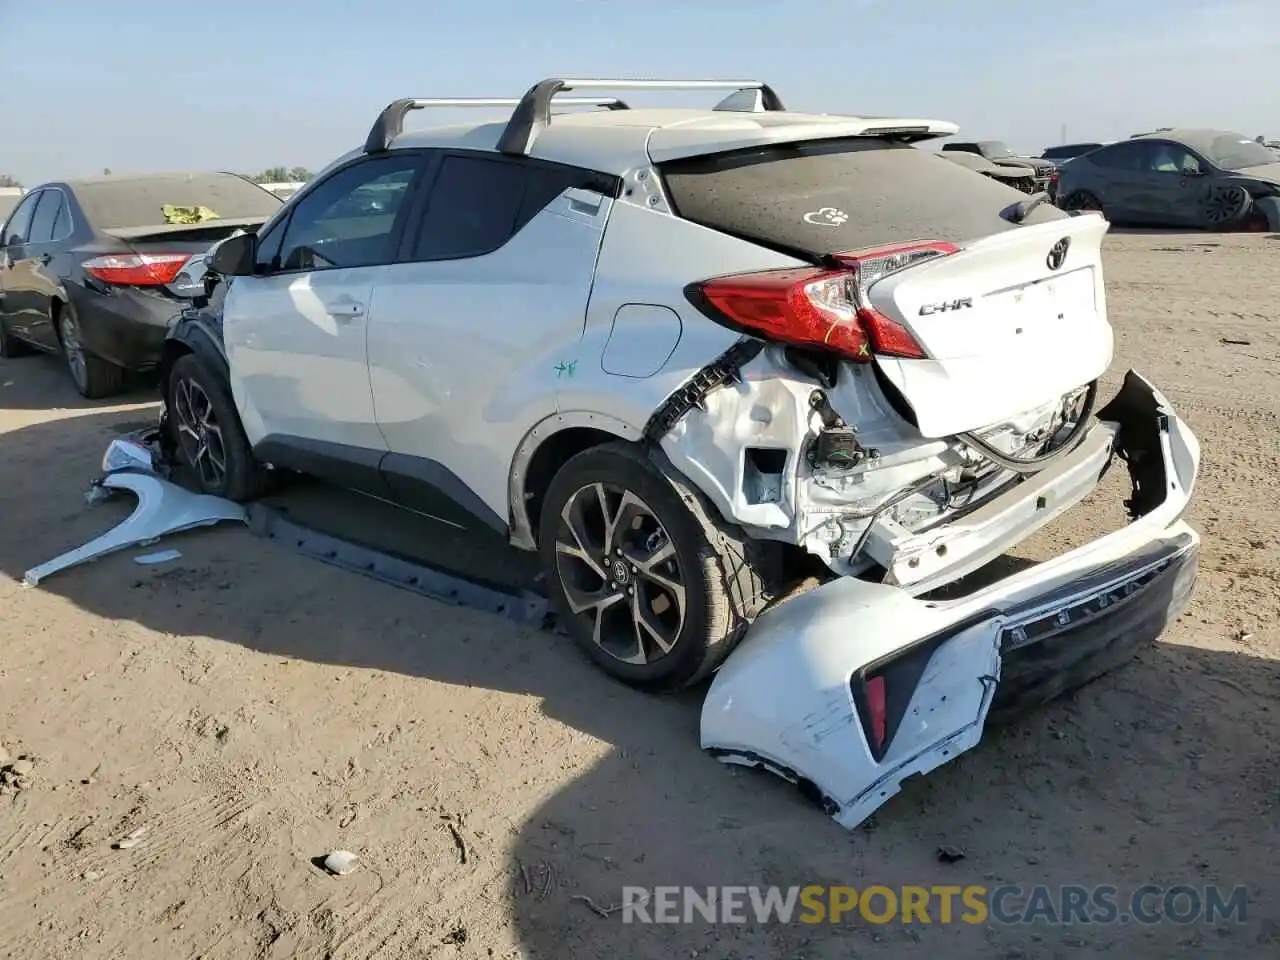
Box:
[1,0,1276,184]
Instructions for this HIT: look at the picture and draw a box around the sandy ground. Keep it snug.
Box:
[1,231,1278,959]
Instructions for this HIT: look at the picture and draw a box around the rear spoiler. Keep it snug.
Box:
[101,216,270,241]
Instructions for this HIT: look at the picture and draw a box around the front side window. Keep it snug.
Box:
[271,156,422,272]
[1,191,41,247]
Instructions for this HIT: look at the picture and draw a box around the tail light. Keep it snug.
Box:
[83,253,192,287]
[687,241,956,363]
[862,674,888,753]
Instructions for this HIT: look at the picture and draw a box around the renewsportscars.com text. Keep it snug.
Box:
[620,884,1248,926]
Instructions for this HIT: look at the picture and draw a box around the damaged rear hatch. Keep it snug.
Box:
[661,138,1112,436]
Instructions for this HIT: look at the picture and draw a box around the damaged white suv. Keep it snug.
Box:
[161,78,1200,827]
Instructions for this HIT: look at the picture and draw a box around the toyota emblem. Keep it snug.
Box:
[1046,237,1070,271]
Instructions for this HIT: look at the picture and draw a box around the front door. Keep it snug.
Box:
[0,191,46,347]
[222,153,427,460]
[13,188,73,351]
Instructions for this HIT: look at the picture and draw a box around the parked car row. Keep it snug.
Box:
[941,129,1280,230]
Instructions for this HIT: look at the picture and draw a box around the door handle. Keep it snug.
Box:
[38,253,52,265]
[327,302,365,323]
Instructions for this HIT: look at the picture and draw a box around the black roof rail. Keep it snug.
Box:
[364,96,629,154]
[495,78,786,156]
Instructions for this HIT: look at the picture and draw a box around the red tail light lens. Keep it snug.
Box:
[83,253,192,286]
[689,241,955,363]
[862,674,888,753]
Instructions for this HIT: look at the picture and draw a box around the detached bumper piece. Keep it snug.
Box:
[700,370,1200,830]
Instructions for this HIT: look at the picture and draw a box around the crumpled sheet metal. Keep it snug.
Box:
[23,470,245,587]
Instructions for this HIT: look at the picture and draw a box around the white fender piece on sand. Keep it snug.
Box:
[23,470,246,587]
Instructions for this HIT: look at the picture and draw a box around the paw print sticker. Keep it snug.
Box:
[803,207,849,226]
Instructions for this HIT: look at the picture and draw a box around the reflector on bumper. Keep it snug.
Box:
[700,369,1200,829]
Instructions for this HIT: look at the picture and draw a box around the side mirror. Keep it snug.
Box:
[209,232,257,276]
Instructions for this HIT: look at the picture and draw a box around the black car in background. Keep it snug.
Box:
[0,172,282,397]
[1054,129,1280,230]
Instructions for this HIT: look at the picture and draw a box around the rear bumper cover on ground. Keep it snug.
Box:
[700,369,1200,829]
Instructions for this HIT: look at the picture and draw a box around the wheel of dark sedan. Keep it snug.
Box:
[538,442,772,692]
[1061,191,1104,216]
[1200,184,1251,230]
[167,353,271,502]
[57,308,125,399]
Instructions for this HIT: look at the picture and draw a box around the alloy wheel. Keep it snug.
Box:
[172,376,228,489]
[1202,184,1249,226]
[554,482,687,665]
[59,315,87,391]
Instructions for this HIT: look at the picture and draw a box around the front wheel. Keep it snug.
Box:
[166,353,271,502]
[1061,190,1105,216]
[538,442,773,691]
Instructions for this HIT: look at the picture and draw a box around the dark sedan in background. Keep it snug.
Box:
[1054,129,1280,231]
[0,172,282,397]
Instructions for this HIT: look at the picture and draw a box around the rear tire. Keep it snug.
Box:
[1061,190,1105,216]
[166,353,271,502]
[538,442,774,691]
[57,308,125,399]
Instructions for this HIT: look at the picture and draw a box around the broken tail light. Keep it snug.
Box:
[686,241,957,363]
[83,253,193,287]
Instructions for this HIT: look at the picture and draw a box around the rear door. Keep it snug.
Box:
[222,152,428,457]
[367,151,613,529]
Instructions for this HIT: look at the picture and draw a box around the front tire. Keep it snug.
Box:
[167,353,271,502]
[538,442,773,691]
[58,309,125,398]
[0,315,33,359]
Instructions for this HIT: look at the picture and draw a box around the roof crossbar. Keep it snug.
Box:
[496,78,786,156]
[364,96,628,154]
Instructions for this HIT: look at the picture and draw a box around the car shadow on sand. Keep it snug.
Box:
[2,372,1277,958]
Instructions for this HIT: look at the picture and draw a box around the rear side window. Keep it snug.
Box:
[409,155,615,262]
[412,156,528,261]
[660,139,1066,258]
[26,190,64,244]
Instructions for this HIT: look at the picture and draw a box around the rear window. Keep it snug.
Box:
[659,139,1066,259]
[72,173,282,230]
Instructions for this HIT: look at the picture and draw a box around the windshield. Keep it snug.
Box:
[1206,135,1278,170]
[981,141,1015,159]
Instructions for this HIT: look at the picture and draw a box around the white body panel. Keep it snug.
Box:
[366,191,611,517]
[701,373,1201,829]
[868,215,1113,438]
[223,266,385,451]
